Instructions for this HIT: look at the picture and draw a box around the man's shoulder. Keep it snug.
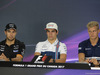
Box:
[36,41,46,46]
[79,39,89,45]
[15,39,25,45]
[98,38,100,42]
[59,42,66,46]
[0,40,6,45]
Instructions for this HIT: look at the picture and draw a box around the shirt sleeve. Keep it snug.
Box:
[35,42,42,53]
[60,43,67,54]
[78,42,85,54]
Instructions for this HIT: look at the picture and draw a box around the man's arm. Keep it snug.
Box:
[78,53,90,63]
[78,53,100,66]
[11,54,23,61]
[0,53,10,61]
[34,52,41,56]
[12,42,25,62]
[34,42,41,56]
[49,54,66,63]
[34,52,66,63]
[49,43,67,63]
[89,59,99,67]
[78,53,85,62]
[0,53,23,62]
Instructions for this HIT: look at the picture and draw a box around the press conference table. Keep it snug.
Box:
[0,61,100,75]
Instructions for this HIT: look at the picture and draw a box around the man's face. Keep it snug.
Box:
[46,29,58,41]
[5,29,17,41]
[88,26,99,40]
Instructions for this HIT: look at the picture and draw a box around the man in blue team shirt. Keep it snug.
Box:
[78,21,100,66]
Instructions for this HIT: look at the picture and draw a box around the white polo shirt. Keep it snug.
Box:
[35,39,67,59]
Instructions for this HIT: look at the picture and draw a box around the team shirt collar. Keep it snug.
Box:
[88,38,100,46]
[46,38,59,45]
[4,39,18,46]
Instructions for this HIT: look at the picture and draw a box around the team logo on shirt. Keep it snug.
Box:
[0,49,4,51]
[0,45,5,51]
[78,47,82,50]
[21,49,24,56]
[13,45,19,49]
[63,45,67,50]
[85,48,91,50]
[42,45,47,50]
[0,45,5,48]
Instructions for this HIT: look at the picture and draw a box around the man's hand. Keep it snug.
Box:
[11,54,23,61]
[0,53,10,61]
[85,58,90,63]
[49,59,53,63]
[90,58,99,67]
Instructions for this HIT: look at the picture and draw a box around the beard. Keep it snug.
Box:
[6,37,15,41]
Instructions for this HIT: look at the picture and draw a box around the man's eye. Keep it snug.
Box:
[52,31,55,32]
[47,30,50,32]
[8,31,10,32]
[12,32,15,33]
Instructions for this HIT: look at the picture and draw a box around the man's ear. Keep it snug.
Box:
[4,31,6,35]
[57,31,59,35]
[99,29,100,33]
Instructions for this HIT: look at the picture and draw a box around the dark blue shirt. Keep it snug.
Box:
[78,38,100,57]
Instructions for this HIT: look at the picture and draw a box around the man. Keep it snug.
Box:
[78,21,100,66]
[34,22,67,63]
[0,23,25,61]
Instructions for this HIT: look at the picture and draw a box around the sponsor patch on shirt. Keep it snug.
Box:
[63,45,67,50]
[0,45,5,47]
[78,47,82,50]
[13,50,18,52]
[13,45,19,49]
[0,49,4,51]
[42,45,48,50]
[21,49,24,56]
[42,48,47,50]
[0,45,5,50]
[42,45,47,48]
[85,48,91,50]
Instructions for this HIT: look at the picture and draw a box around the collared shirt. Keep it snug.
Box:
[0,39,25,59]
[35,39,67,59]
[78,38,100,57]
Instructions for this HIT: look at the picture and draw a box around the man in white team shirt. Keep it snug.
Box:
[34,22,67,63]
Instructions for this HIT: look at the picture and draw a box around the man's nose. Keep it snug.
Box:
[90,31,94,35]
[10,32,13,36]
[50,32,53,35]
